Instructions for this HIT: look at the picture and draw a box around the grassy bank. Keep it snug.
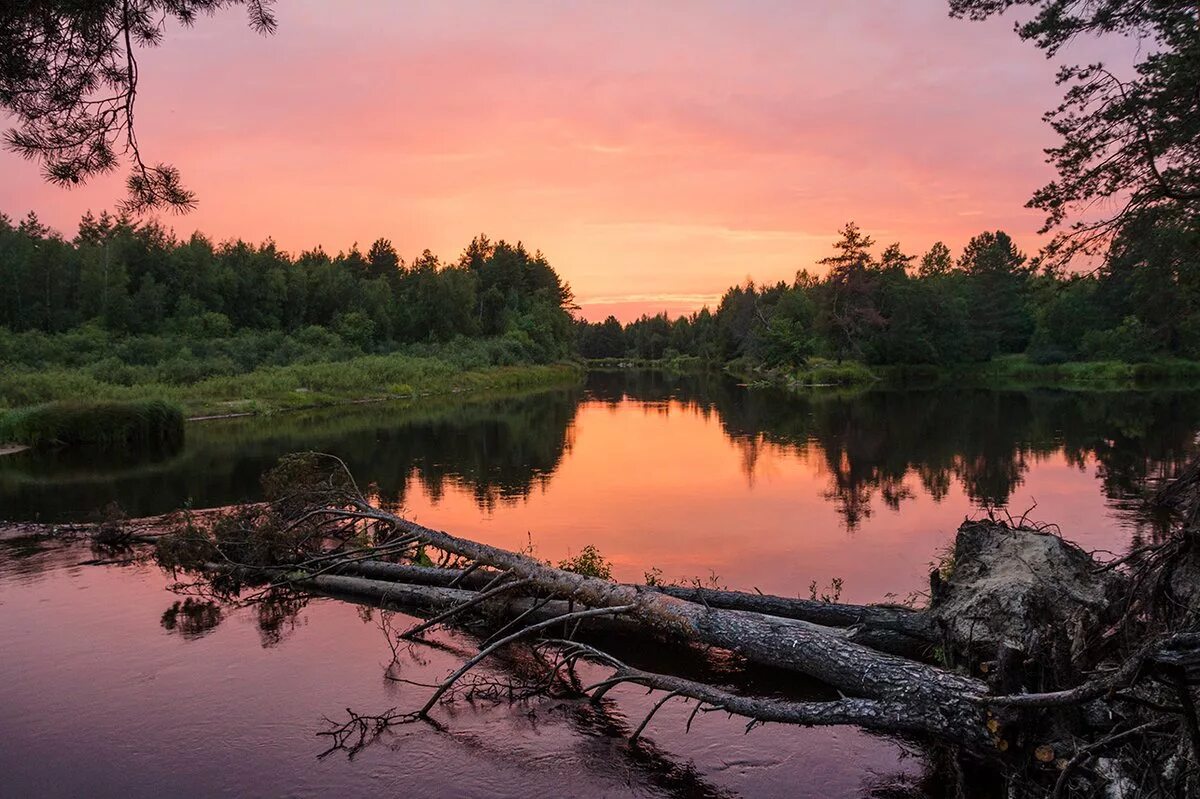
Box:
[0,355,581,419]
[0,326,583,419]
[1,326,584,415]
[717,355,1200,391]
[584,355,706,372]
[0,400,184,450]
[967,355,1200,388]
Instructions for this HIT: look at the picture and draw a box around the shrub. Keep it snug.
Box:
[558,544,614,580]
[0,399,185,450]
[1027,345,1071,366]
[795,358,877,386]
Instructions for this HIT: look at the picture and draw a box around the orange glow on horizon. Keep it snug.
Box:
[0,1,1127,322]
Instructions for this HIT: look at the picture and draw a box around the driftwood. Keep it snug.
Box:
[71,452,1200,796]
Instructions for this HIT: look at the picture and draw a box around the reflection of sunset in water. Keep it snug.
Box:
[3,376,1199,796]
[397,397,1157,604]
[2,374,1196,606]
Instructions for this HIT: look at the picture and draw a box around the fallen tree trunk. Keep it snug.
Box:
[333,559,937,657]
[323,503,993,747]
[339,558,931,636]
[110,452,1200,795]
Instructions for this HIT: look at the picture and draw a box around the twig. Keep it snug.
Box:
[630,691,682,742]
[1052,719,1176,799]
[400,577,531,639]
[418,604,636,717]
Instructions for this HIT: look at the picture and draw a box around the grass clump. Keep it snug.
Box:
[0,399,184,451]
[797,358,877,386]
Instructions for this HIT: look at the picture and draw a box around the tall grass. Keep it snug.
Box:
[0,400,185,450]
[0,339,582,417]
[972,355,1200,387]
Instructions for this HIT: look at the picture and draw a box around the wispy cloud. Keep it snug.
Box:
[0,0,1095,303]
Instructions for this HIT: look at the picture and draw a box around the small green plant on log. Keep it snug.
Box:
[808,577,844,603]
[558,545,613,580]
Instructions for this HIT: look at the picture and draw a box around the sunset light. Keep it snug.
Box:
[0,1,1124,320]
[3,2,1197,796]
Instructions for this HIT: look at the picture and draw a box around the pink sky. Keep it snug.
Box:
[0,1,1122,322]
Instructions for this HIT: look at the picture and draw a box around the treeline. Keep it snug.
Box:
[0,211,576,365]
[577,219,1200,367]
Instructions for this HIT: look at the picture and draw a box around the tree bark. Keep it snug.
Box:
[334,559,936,656]
[329,505,992,748]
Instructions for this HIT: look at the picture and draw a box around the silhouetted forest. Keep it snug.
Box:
[0,211,576,376]
[578,220,1200,368]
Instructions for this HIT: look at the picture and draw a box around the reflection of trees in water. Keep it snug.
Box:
[588,370,1200,534]
[3,372,1198,535]
[366,393,578,512]
[160,598,223,639]
[0,389,582,521]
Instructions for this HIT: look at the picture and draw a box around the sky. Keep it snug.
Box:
[0,1,1125,321]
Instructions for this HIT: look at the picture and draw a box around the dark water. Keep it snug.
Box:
[1,371,1198,797]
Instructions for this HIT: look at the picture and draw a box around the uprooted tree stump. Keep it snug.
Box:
[141,452,1200,798]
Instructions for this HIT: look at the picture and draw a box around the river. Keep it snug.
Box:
[1,370,1196,797]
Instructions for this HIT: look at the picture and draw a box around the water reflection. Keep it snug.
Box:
[2,372,1198,545]
[585,370,1200,536]
[6,376,1192,797]
[0,388,581,522]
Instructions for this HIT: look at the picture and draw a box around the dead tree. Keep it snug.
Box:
[142,452,1200,797]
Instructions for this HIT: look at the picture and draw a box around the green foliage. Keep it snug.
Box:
[575,218,1200,378]
[558,544,613,581]
[0,338,579,417]
[950,1,1200,265]
[0,212,575,363]
[0,399,183,450]
[791,358,877,387]
[0,214,582,415]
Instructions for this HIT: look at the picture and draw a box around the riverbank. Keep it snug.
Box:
[591,355,1200,390]
[0,354,582,420]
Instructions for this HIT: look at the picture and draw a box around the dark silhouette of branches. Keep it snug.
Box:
[0,1,277,213]
[950,1,1200,264]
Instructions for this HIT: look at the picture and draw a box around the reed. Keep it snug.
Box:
[0,399,185,450]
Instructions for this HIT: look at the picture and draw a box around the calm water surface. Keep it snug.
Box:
[2,371,1197,797]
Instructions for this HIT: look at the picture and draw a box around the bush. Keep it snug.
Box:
[0,399,185,450]
[793,358,877,386]
[558,544,613,580]
[1081,316,1159,363]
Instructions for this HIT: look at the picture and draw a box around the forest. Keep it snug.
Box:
[7,209,1200,398]
[577,217,1200,371]
[0,211,579,410]
[0,211,575,358]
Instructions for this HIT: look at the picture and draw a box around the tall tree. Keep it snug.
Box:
[950,1,1200,263]
[366,238,401,281]
[816,223,886,362]
[959,230,1033,356]
[918,242,954,277]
